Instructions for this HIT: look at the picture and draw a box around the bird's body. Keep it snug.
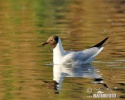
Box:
[62,47,104,65]
[42,36,108,65]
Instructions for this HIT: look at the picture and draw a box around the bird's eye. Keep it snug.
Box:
[51,40,53,41]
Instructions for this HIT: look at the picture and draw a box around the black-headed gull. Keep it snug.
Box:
[42,36,108,64]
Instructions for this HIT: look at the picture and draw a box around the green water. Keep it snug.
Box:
[0,0,125,100]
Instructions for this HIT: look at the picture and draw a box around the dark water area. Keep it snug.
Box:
[0,0,125,100]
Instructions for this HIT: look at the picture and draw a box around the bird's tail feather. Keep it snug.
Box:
[93,37,108,47]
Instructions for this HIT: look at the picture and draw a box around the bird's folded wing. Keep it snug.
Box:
[62,47,104,64]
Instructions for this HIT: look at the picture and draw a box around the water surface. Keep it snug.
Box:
[0,0,125,100]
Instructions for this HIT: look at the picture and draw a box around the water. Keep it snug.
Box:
[0,0,125,100]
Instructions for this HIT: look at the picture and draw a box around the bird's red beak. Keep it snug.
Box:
[42,42,48,46]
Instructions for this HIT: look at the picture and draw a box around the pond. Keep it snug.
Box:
[0,0,125,100]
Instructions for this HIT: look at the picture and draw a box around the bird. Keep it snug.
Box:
[42,36,108,65]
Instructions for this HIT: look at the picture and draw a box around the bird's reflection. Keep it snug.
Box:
[43,64,108,94]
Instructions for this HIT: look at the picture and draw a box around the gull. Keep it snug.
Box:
[42,36,108,65]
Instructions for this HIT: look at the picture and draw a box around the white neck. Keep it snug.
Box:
[53,38,65,64]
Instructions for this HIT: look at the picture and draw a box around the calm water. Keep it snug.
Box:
[0,0,125,100]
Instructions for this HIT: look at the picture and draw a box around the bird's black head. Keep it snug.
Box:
[42,36,59,47]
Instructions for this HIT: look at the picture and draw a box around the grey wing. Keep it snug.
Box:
[62,51,77,63]
[76,47,104,62]
[62,47,103,64]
